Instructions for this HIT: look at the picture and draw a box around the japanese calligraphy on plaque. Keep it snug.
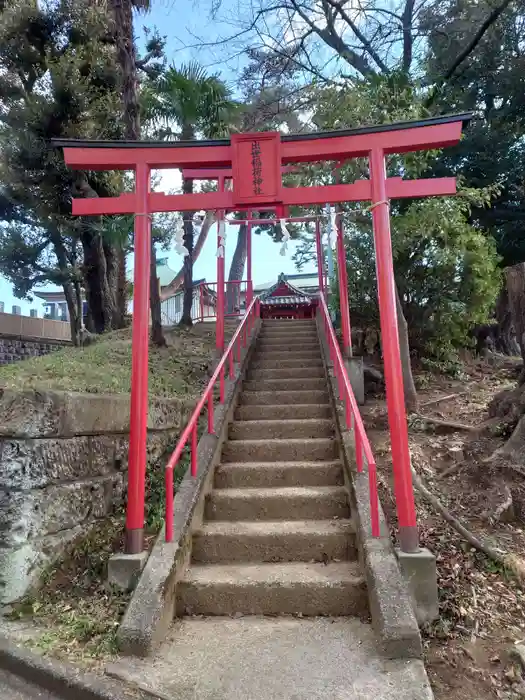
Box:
[231,132,282,205]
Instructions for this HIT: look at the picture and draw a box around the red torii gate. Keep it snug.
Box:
[55,112,471,556]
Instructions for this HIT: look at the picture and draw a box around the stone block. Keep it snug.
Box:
[0,389,62,438]
[0,526,83,604]
[395,547,439,624]
[345,356,365,405]
[0,474,124,546]
[108,551,149,591]
[0,389,191,439]
[0,436,95,489]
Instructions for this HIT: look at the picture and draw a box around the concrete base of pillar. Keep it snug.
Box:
[345,356,365,405]
[108,551,149,591]
[395,547,439,624]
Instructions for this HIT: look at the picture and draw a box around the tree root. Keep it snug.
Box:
[411,466,525,584]
[437,460,466,479]
[414,413,478,432]
[420,392,468,408]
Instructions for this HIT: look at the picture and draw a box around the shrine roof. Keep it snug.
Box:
[52,113,472,150]
[260,273,316,301]
[261,295,313,306]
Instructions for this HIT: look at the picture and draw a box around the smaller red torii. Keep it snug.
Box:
[54,111,471,557]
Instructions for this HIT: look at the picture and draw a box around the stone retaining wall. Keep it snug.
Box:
[0,389,193,604]
[0,337,70,366]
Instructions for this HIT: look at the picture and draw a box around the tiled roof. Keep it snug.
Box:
[261,295,312,306]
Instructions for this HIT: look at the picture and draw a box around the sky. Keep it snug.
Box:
[1,0,316,316]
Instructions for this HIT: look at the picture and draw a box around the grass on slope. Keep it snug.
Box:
[0,324,218,397]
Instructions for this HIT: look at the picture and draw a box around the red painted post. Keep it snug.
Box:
[336,215,352,357]
[246,219,253,308]
[165,468,174,542]
[207,393,214,434]
[191,424,197,477]
[355,431,363,473]
[229,349,234,379]
[219,365,225,403]
[315,219,324,297]
[369,147,419,553]
[216,179,226,353]
[125,162,151,555]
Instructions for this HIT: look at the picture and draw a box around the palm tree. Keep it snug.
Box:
[144,63,237,326]
[109,0,166,346]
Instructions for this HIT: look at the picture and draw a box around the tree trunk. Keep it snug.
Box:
[227,223,247,314]
[179,177,195,327]
[63,282,80,346]
[505,264,525,379]
[51,232,81,345]
[395,282,418,412]
[116,247,128,326]
[104,239,120,327]
[150,252,166,344]
[80,222,117,333]
[111,0,165,346]
[495,283,517,355]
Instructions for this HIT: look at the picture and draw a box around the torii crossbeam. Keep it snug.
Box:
[54,111,471,556]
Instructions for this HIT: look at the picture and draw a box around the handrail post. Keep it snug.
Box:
[191,424,198,477]
[219,365,225,403]
[207,393,214,434]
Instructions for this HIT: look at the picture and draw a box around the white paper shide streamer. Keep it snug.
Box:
[216,219,227,258]
[174,218,189,257]
[328,208,337,247]
[279,218,290,256]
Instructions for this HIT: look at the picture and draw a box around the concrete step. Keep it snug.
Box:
[250,357,324,370]
[240,390,328,406]
[258,332,319,342]
[205,486,349,521]
[235,404,331,422]
[262,321,316,329]
[243,377,326,393]
[229,419,333,441]
[214,460,344,489]
[254,349,321,361]
[192,520,357,564]
[222,437,337,463]
[177,561,367,616]
[257,338,320,349]
[247,366,325,380]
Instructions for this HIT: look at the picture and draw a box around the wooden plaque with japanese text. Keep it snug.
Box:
[231,132,282,206]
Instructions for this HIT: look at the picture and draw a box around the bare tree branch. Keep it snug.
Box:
[287,0,378,77]
[323,0,390,73]
[426,0,516,106]
[401,0,416,73]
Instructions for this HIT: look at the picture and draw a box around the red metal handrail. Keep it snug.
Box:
[318,294,380,538]
[165,296,260,542]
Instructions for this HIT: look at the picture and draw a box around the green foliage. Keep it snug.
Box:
[421,0,525,266]
[332,189,501,359]
[142,61,238,140]
[291,76,502,360]
[0,0,122,318]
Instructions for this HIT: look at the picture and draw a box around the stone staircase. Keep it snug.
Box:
[177,318,368,618]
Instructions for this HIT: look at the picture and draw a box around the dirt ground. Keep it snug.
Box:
[362,354,525,700]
